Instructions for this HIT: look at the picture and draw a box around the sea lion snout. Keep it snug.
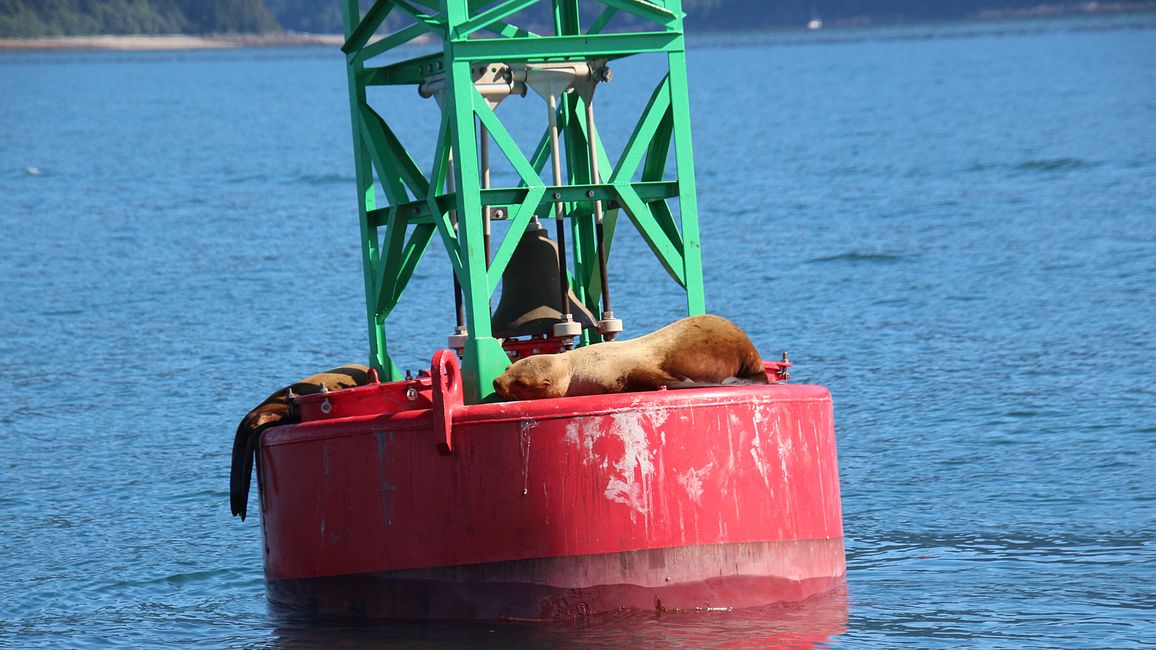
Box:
[492,376,509,397]
[494,355,566,400]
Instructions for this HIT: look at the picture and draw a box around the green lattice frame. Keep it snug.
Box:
[341,0,705,403]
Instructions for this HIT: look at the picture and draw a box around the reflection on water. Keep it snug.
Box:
[266,584,848,649]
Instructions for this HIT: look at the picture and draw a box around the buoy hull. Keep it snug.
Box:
[258,383,844,620]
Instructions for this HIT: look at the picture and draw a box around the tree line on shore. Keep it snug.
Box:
[2,0,1150,38]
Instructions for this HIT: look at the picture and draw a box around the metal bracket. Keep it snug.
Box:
[418,60,610,108]
[431,348,464,455]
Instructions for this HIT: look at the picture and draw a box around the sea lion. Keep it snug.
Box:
[492,314,768,401]
[229,364,370,521]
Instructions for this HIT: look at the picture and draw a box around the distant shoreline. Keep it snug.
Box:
[0,32,347,52]
[1,5,1152,53]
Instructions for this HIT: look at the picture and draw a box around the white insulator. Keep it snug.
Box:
[598,318,623,335]
[552,319,583,338]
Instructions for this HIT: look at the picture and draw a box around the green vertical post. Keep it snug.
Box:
[663,0,705,315]
[444,0,508,402]
[343,0,396,380]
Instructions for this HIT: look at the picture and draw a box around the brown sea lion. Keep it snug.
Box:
[230,364,370,520]
[492,314,768,401]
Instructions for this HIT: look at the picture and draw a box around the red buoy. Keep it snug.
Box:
[257,353,844,619]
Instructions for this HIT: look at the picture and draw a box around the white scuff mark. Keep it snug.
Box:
[374,431,395,525]
[780,423,794,482]
[602,411,657,524]
[676,460,715,506]
[749,431,771,488]
[779,424,797,517]
[751,403,768,431]
[678,503,686,542]
[721,411,736,497]
[565,418,606,468]
[520,419,536,496]
[565,409,667,525]
[542,481,550,525]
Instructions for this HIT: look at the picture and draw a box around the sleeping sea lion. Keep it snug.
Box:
[492,314,767,401]
[229,364,370,520]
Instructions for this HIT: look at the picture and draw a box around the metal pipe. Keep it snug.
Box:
[481,123,492,267]
[546,93,573,325]
[587,95,624,340]
[584,96,620,340]
[446,150,466,334]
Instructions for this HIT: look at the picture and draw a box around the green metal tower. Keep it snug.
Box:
[341,0,706,403]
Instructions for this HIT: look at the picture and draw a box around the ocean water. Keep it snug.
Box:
[2,13,1155,648]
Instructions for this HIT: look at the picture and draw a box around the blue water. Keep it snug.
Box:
[2,13,1155,648]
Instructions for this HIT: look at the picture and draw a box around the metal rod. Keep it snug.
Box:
[447,150,466,332]
[584,95,616,340]
[547,93,572,322]
[480,122,492,267]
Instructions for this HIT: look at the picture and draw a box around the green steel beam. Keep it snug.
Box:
[484,183,546,293]
[374,207,409,313]
[454,0,541,38]
[616,183,686,286]
[449,32,681,62]
[409,0,542,39]
[598,0,677,26]
[473,91,547,190]
[362,106,430,198]
[355,22,432,64]
[610,75,671,184]
[390,0,448,34]
[587,6,618,34]
[367,181,677,227]
[342,0,393,54]
[663,34,705,313]
[363,52,443,86]
[343,0,395,380]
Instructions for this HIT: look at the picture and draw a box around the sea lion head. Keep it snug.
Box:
[493,354,570,400]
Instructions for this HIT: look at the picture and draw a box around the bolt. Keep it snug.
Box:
[586,190,595,198]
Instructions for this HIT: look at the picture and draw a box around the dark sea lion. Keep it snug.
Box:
[230,364,370,520]
[492,314,768,401]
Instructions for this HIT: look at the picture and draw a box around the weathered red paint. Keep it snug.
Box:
[258,352,844,620]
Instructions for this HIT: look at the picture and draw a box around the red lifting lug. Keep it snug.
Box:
[430,349,463,455]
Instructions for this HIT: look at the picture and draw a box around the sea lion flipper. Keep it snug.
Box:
[229,419,253,520]
[623,366,680,393]
[230,404,285,521]
[229,365,370,520]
